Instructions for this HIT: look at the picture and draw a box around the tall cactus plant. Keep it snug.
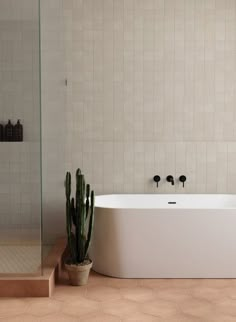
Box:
[65,169,95,264]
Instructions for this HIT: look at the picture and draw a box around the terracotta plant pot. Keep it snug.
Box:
[65,260,93,286]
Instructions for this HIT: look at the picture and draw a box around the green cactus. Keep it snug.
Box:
[65,169,95,264]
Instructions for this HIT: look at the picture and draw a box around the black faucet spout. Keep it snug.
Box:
[167,175,175,186]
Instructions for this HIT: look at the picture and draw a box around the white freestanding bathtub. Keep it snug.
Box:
[90,194,236,278]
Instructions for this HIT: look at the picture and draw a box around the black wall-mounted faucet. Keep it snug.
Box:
[166,175,174,186]
[179,175,187,187]
[153,175,161,187]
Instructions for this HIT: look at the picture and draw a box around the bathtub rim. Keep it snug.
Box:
[94,193,236,210]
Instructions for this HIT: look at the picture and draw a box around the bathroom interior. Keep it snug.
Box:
[1,0,236,321]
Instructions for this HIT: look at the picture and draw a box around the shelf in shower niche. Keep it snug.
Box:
[0,142,27,145]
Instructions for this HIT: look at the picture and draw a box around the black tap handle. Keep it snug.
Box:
[179,175,187,188]
[153,175,161,187]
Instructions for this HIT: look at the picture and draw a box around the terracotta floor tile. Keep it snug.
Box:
[227,279,236,287]
[38,313,79,322]
[26,299,61,317]
[164,313,204,322]
[53,284,87,302]
[122,312,162,322]
[87,271,110,286]
[102,299,139,317]
[86,285,121,302]
[139,279,198,289]
[120,287,154,302]
[215,298,236,316]
[2,273,236,322]
[190,286,223,301]
[0,299,29,318]
[166,279,200,289]
[205,312,236,322]
[106,278,138,289]
[179,298,215,318]
[198,279,231,288]
[139,279,173,289]
[0,315,40,322]
[79,313,121,322]
[223,287,236,300]
[62,297,100,317]
[141,299,179,318]
[155,287,192,303]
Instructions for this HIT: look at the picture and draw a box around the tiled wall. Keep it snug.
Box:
[41,0,67,243]
[2,0,235,243]
[64,0,236,194]
[0,0,41,235]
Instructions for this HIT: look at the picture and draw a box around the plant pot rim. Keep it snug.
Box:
[65,260,93,272]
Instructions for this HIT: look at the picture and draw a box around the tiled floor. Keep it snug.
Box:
[2,271,236,321]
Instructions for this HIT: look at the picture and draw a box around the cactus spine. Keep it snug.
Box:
[65,169,95,264]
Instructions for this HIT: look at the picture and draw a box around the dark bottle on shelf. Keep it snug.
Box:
[0,124,3,141]
[14,120,23,142]
[5,120,14,142]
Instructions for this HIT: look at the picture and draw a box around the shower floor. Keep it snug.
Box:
[0,228,51,275]
[0,245,51,275]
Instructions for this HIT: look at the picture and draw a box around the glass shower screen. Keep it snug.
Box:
[0,0,42,275]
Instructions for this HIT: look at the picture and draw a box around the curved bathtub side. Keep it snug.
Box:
[90,206,168,278]
[90,207,128,278]
[90,205,236,278]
